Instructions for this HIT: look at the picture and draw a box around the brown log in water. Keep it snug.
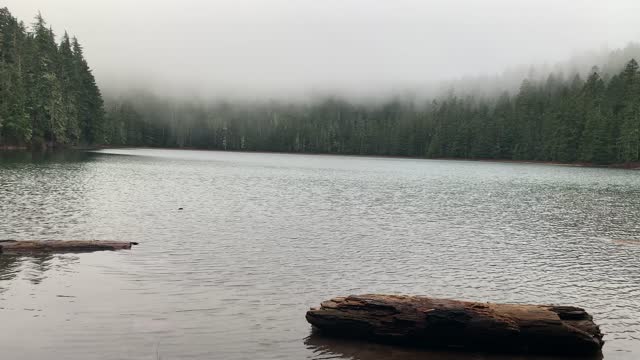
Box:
[0,240,138,254]
[306,294,604,356]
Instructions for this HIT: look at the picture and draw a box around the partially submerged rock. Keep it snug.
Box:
[0,240,138,254]
[306,294,604,356]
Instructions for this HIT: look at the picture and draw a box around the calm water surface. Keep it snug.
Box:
[1,149,639,360]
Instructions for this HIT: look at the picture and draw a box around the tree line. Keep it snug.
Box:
[2,8,640,164]
[0,8,104,148]
[106,59,640,164]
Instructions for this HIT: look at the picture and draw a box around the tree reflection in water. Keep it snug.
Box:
[0,254,79,286]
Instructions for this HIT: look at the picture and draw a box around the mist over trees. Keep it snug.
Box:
[2,8,640,165]
[0,8,103,148]
[436,43,640,100]
[106,58,640,164]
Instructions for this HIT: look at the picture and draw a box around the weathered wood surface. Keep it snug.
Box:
[306,294,604,356]
[0,240,138,253]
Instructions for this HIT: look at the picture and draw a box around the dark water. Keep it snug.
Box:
[1,149,639,360]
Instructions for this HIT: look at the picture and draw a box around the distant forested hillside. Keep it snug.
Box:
[107,59,640,164]
[0,8,104,148]
[2,8,640,165]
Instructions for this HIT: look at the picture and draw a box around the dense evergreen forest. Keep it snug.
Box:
[0,8,103,148]
[106,59,640,164]
[2,8,640,165]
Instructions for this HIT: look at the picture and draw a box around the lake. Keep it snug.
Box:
[1,148,639,359]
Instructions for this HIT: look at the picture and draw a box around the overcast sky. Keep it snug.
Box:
[5,0,640,98]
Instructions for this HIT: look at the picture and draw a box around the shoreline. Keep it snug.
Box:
[86,145,640,170]
[0,145,28,151]
[2,144,639,170]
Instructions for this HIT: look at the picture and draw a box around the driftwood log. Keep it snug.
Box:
[306,294,604,356]
[0,240,138,254]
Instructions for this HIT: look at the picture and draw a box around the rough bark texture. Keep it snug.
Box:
[0,240,138,253]
[306,294,604,356]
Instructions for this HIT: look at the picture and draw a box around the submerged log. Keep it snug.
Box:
[306,294,604,356]
[0,240,138,254]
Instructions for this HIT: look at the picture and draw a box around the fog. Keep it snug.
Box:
[5,0,640,100]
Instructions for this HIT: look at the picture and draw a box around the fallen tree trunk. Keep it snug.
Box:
[0,240,138,254]
[306,294,604,356]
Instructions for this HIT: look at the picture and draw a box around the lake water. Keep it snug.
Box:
[1,148,639,360]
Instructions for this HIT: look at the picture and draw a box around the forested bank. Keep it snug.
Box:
[2,8,640,164]
[0,8,103,148]
[106,59,640,164]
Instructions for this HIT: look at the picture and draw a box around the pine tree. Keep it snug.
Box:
[58,32,80,143]
[0,8,105,148]
[618,59,640,162]
[72,36,105,144]
[579,69,608,162]
[0,8,31,144]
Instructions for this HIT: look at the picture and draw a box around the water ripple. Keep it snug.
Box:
[1,149,639,359]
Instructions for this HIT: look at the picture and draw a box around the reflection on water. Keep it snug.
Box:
[1,149,640,360]
[304,331,603,360]
[0,149,97,164]
[0,254,78,286]
[0,255,22,282]
[0,150,94,240]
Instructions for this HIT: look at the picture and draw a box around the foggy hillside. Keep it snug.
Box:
[2,3,640,166]
[102,42,640,104]
[437,42,640,100]
[6,0,640,101]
